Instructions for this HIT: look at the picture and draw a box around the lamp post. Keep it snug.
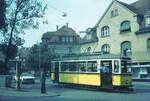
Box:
[15,56,21,90]
[38,43,41,76]
[39,43,46,94]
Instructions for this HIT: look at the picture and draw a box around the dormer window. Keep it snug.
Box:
[145,17,150,27]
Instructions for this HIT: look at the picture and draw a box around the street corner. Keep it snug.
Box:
[0,87,61,98]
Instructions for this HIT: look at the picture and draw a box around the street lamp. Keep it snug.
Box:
[15,56,22,90]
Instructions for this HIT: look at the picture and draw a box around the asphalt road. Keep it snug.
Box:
[0,79,150,101]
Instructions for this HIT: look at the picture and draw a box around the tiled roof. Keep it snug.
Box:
[131,0,150,15]
[80,38,98,44]
[42,25,79,39]
[118,0,150,34]
[80,27,99,44]
[118,0,150,16]
[135,26,150,34]
[118,1,139,14]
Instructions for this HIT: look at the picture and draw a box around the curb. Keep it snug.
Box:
[0,87,61,98]
[0,94,61,98]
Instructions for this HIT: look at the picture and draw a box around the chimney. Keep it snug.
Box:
[56,25,59,31]
[66,23,69,27]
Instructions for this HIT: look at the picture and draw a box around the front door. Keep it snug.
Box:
[54,62,59,83]
[100,61,112,88]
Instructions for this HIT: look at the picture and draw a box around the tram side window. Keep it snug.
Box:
[87,61,97,72]
[69,62,77,72]
[121,61,128,73]
[61,62,69,72]
[78,62,86,72]
[114,60,119,73]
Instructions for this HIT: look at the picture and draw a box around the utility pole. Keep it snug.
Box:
[39,43,46,94]
[16,56,21,90]
[38,43,41,76]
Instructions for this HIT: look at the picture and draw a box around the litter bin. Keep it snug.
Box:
[5,75,13,88]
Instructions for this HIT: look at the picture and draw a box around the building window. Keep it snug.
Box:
[111,9,119,17]
[87,47,91,53]
[120,21,131,33]
[147,38,150,51]
[68,47,72,53]
[69,37,73,42]
[61,37,74,43]
[111,11,114,17]
[62,37,66,42]
[101,44,110,54]
[52,46,55,53]
[145,17,150,27]
[101,26,109,37]
[50,36,59,43]
[66,37,69,42]
[121,41,132,55]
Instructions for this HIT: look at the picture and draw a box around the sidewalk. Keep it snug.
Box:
[0,77,60,97]
[0,87,60,97]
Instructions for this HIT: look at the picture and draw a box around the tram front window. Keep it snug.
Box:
[100,61,112,73]
[121,60,131,73]
[114,60,119,73]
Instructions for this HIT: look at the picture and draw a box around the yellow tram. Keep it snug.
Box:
[50,53,133,90]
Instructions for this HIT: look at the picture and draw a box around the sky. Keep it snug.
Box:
[23,0,138,47]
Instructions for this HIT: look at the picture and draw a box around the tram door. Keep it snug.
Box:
[54,62,59,83]
[100,60,112,87]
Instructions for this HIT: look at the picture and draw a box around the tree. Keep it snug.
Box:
[0,43,18,75]
[26,44,40,71]
[27,42,55,93]
[0,0,7,30]
[0,44,18,60]
[40,43,56,93]
[27,43,55,72]
[2,0,47,74]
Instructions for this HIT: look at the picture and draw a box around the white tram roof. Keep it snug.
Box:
[52,53,131,61]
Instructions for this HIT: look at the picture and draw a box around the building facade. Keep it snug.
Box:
[42,25,81,57]
[42,0,150,79]
[81,0,150,79]
[80,27,99,53]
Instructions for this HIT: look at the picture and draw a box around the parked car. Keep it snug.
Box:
[14,73,35,84]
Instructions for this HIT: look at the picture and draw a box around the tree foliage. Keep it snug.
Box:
[3,0,47,44]
[26,44,39,71]
[0,43,18,59]
[1,0,47,74]
[0,0,7,30]
[27,43,55,72]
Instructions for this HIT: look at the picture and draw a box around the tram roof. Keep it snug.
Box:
[52,53,130,61]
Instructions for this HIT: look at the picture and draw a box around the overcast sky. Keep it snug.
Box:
[23,0,137,47]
